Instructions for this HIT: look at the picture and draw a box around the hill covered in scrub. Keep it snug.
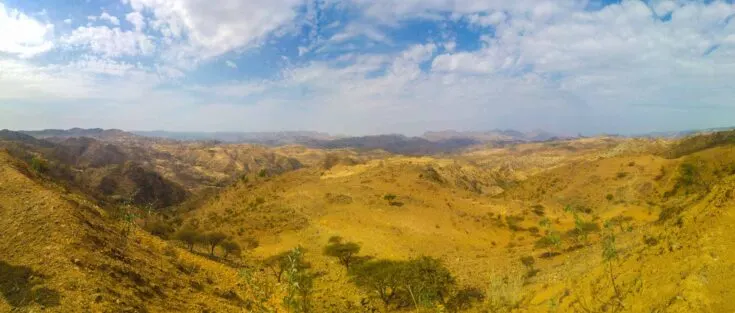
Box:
[1,129,734,312]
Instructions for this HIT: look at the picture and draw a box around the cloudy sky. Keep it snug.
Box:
[1,0,734,135]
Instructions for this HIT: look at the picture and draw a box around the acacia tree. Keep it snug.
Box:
[323,238,361,269]
[265,252,291,283]
[203,232,228,256]
[401,256,456,307]
[175,228,200,251]
[265,251,309,283]
[221,241,242,259]
[350,260,403,306]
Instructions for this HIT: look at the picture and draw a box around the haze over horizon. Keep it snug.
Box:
[2,0,735,135]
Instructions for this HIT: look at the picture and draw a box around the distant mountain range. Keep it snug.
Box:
[632,126,735,138]
[11,126,733,156]
[132,130,335,145]
[422,129,562,142]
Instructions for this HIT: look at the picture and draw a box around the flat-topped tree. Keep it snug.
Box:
[221,241,241,259]
[323,237,361,269]
[265,250,310,282]
[175,228,201,252]
[203,232,227,256]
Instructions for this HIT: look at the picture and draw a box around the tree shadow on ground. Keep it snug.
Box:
[0,261,61,308]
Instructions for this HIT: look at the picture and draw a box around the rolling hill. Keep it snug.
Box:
[1,129,734,312]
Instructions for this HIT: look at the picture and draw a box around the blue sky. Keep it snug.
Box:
[1,0,735,135]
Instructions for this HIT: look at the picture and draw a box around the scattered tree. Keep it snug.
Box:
[350,260,403,305]
[349,256,456,309]
[175,228,201,252]
[323,239,361,269]
[265,251,309,283]
[203,232,228,256]
[401,256,455,308]
[328,235,343,244]
[221,241,242,259]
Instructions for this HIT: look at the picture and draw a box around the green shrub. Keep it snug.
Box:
[520,256,535,271]
[505,215,524,232]
[446,287,484,313]
[531,204,545,216]
[30,156,49,174]
[283,247,313,313]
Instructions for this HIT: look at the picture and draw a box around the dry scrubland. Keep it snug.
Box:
[1,131,734,312]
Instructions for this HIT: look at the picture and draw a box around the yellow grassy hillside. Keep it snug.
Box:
[182,138,735,312]
[0,150,277,312]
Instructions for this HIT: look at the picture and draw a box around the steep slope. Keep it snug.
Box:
[0,150,270,312]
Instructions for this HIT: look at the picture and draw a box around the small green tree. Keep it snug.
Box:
[350,260,403,306]
[265,252,291,283]
[221,241,242,259]
[328,235,343,244]
[175,228,200,252]
[30,156,49,174]
[203,232,228,256]
[323,239,361,269]
[265,250,309,283]
[401,256,455,307]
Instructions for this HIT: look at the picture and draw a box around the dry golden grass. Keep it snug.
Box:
[2,135,735,312]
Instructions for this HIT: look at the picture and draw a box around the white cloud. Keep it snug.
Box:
[63,26,154,57]
[0,3,54,57]
[100,12,120,25]
[124,0,305,61]
[467,11,506,27]
[125,11,145,31]
[3,0,735,135]
[329,23,391,44]
[63,18,72,24]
